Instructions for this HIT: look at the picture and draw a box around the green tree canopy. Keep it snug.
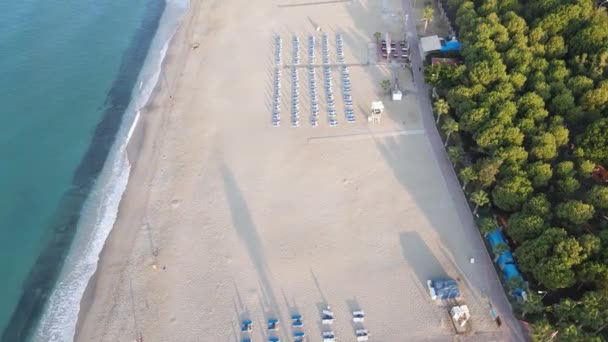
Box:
[555,200,595,226]
[523,194,553,220]
[577,262,608,292]
[495,145,528,165]
[555,161,575,178]
[507,211,547,242]
[578,118,608,165]
[475,157,503,188]
[581,81,608,111]
[578,159,596,178]
[530,132,558,160]
[588,186,608,211]
[527,161,553,188]
[554,177,581,196]
[547,116,569,147]
[516,228,585,289]
[567,75,594,97]
[492,175,534,211]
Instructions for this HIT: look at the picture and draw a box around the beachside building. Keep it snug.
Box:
[431,57,462,66]
[418,35,462,59]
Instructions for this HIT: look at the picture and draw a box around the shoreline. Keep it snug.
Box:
[3,1,169,341]
[73,1,192,339]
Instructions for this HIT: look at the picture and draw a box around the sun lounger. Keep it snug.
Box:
[291,314,303,327]
[352,310,365,322]
[241,320,253,332]
[356,329,369,341]
[323,331,336,342]
[322,306,335,323]
[242,339,252,342]
[269,337,280,342]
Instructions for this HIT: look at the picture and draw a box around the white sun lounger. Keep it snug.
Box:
[352,310,365,322]
[356,329,369,341]
[323,331,336,342]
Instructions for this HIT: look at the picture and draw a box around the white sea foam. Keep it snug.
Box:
[33,0,188,341]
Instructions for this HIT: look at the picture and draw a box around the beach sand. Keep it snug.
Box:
[75,0,514,341]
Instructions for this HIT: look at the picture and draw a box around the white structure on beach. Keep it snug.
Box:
[368,101,384,123]
[391,78,402,101]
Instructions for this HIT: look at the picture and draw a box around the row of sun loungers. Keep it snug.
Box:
[272,36,282,127]
[308,35,320,127]
[336,33,355,123]
[291,66,300,127]
[321,33,338,127]
[240,308,368,342]
[291,36,301,127]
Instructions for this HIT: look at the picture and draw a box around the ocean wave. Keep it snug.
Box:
[33,0,188,341]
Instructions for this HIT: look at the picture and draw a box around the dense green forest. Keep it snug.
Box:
[425,0,608,339]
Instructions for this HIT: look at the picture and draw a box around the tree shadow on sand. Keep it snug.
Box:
[399,231,449,287]
[220,163,287,341]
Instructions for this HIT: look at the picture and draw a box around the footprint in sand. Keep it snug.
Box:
[171,199,181,208]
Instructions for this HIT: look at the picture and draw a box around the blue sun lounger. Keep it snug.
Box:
[268,318,280,331]
[294,331,305,341]
[291,314,303,327]
[241,320,253,332]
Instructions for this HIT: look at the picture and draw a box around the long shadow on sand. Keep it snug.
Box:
[399,232,448,286]
[220,164,286,341]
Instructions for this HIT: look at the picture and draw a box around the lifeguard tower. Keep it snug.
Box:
[368,101,384,124]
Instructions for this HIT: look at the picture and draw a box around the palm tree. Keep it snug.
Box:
[380,79,391,93]
[471,189,489,215]
[529,319,558,342]
[507,276,526,292]
[373,32,382,42]
[519,292,545,319]
[433,98,449,124]
[458,166,477,191]
[422,5,434,31]
[477,216,497,235]
[441,117,459,147]
[493,242,509,261]
[446,146,464,166]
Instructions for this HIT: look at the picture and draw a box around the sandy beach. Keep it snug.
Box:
[75,0,523,341]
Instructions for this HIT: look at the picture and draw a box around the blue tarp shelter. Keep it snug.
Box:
[440,39,461,52]
[485,229,525,298]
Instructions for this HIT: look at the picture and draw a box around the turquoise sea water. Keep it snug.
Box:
[0,0,186,340]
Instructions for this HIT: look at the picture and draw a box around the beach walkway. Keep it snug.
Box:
[400,0,528,340]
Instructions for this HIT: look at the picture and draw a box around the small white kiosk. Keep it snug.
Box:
[368,101,384,123]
